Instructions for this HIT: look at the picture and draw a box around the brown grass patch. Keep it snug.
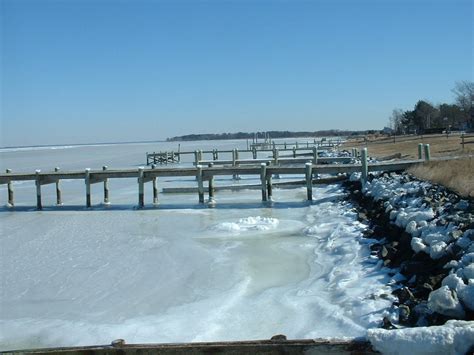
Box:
[341,134,474,197]
[407,158,474,198]
[342,133,474,159]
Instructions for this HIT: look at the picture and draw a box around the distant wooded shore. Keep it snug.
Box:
[166,130,375,142]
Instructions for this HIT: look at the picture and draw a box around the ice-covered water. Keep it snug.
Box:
[0,139,394,350]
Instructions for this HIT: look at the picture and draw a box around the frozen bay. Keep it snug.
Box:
[0,139,393,350]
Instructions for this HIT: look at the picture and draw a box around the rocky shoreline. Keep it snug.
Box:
[343,172,474,329]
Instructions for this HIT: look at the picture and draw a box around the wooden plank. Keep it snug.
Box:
[2,339,377,354]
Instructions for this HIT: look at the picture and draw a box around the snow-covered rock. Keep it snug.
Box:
[367,320,474,355]
[427,286,465,319]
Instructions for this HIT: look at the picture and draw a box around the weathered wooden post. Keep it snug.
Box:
[312,147,318,164]
[55,167,62,205]
[208,163,215,203]
[260,163,267,202]
[199,150,203,163]
[418,143,423,160]
[461,134,465,150]
[272,148,278,164]
[232,149,240,180]
[252,146,257,159]
[35,170,42,210]
[293,147,297,158]
[6,169,13,207]
[197,165,204,203]
[266,162,273,200]
[138,167,145,208]
[232,149,237,166]
[424,144,431,161]
[85,168,91,208]
[246,139,249,150]
[305,162,313,201]
[361,148,368,185]
[103,166,110,204]
[178,144,181,162]
[151,164,158,204]
[194,150,199,166]
[284,142,287,149]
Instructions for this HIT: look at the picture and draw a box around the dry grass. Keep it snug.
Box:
[342,133,474,159]
[407,158,474,198]
[341,134,474,198]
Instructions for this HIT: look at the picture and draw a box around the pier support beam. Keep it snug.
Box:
[103,166,110,204]
[138,167,144,208]
[151,164,158,204]
[208,163,215,203]
[6,169,13,207]
[260,163,267,202]
[232,149,240,180]
[85,168,91,208]
[197,165,204,203]
[312,147,318,164]
[55,167,62,205]
[305,162,313,201]
[361,148,368,185]
[267,163,273,201]
[35,170,42,210]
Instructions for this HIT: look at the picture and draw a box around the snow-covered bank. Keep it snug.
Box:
[345,171,474,354]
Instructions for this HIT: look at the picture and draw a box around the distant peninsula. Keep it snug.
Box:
[166,129,375,142]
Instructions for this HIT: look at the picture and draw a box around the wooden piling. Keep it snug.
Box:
[260,163,267,202]
[197,165,204,203]
[151,164,158,204]
[273,148,279,165]
[312,147,318,164]
[361,148,368,184]
[252,146,257,159]
[424,144,431,161]
[461,134,465,150]
[138,167,144,208]
[194,150,199,166]
[6,169,13,206]
[305,162,313,201]
[55,167,62,205]
[103,166,110,204]
[35,170,42,210]
[178,144,181,162]
[232,149,240,180]
[85,168,91,208]
[208,163,215,202]
[293,147,297,158]
[267,162,273,200]
[418,143,423,160]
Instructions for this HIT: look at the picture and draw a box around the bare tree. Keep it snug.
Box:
[452,81,474,111]
[389,108,404,134]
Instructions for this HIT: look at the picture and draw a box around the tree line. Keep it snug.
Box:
[389,81,474,134]
[167,130,361,142]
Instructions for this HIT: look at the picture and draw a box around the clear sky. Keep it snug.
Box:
[1,0,472,146]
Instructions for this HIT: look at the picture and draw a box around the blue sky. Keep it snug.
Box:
[1,0,472,146]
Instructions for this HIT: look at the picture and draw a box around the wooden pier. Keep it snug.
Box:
[2,144,453,210]
[146,144,344,166]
